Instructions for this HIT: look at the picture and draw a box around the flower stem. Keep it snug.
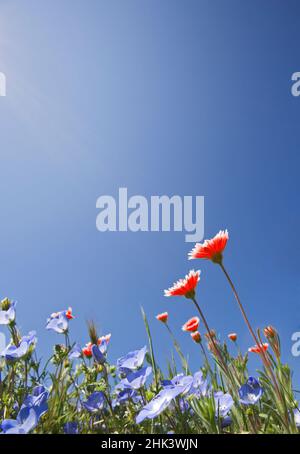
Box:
[191,297,237,392]
[165,323,189,374]
[219,262,291,431]
[219,263,260,347]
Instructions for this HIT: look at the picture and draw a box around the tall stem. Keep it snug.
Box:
[191,297,236,391]
[219,262,290,430]
[165,324,189,373]
[219,263,259,347]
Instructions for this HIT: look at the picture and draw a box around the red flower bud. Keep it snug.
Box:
[264,326,276,339]
[156,312,168,323]
[191,331,201,343]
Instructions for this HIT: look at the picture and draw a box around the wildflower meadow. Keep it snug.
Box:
[0,230,299,435]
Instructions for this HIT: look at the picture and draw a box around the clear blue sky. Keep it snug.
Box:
[0,0,299,382]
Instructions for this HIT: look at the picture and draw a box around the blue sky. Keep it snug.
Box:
[0,0,299,382]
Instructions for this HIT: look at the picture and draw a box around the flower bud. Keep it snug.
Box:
[228,333,237,342]
[156,312,168,323]
[264,325,276,339]
[1,297,11,311]
[205,329,216,340]
[191,331,201,343]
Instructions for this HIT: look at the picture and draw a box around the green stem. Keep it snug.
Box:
[219,262,291,432]
[165,323,189,374]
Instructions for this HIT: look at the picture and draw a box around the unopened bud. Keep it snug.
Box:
[205,329,216,340]
[156,312,168,323]
[264,325,276,339]
[191,331,201,344]
[228,333,237,342]
[1,298,11,311]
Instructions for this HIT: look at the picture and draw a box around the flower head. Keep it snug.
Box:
[188,230,229,264]
[191,331,201,343]
[117,366,152,390]
[46,309,73,334]
[82,342,93,358]
[112,389,142,408]
[97,333,111,346]
[248,343,269,354]
[263,326,280,358]
[189,371,209,397]
[1,331,37,361]
[205,329,216,340]
[214,391,234,418]
[82,392,105,413]
[69,342,82,359]
[0,299,17,326]
[239,377,263,405]
[264,325,276,339]
[1,386,48,434]
[228,333,237,342]
[91,344,106,364]
[164,270,200,299]
[162,374,194,395]
[117,346,147,374]
[82,340,107,363]
[156,312,168,323]
[136,386,184,424]
[65,307,74,320]
[182,317,199,333]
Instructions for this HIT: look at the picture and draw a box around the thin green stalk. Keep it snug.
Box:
[141,307,159,393]
[165,323,189,374]
[219,262,291,432]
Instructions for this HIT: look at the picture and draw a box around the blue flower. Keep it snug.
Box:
[69,342,82,359]
[162,373,193,394]
[221,415,232,428]
[117,346,147,374]
[1,386,48,434]
[82,391,105,413]
[112,389,142,408]
[64,422,79,434]
[0,300,17,325]
[136,386,183,424]
[214,391,234,418]
[91,344,106,364]
[189,371,209,397]
[98,338,109,354]
[46,310,69,334]
[1,408,38,434]
[21,386,49,419]
[117,366,152,390]
[0,331,37,361]
[239,377,263,405]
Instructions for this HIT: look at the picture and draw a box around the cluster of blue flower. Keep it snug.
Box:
[0,298,299,434]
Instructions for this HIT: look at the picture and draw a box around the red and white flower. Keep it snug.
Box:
[248,343,269,354]
[188,230,229,263]
[182,317,200,332]
[82,342,93,358]
[97,333,112,345]
[164,270,200,298]
[156,312,169,323]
